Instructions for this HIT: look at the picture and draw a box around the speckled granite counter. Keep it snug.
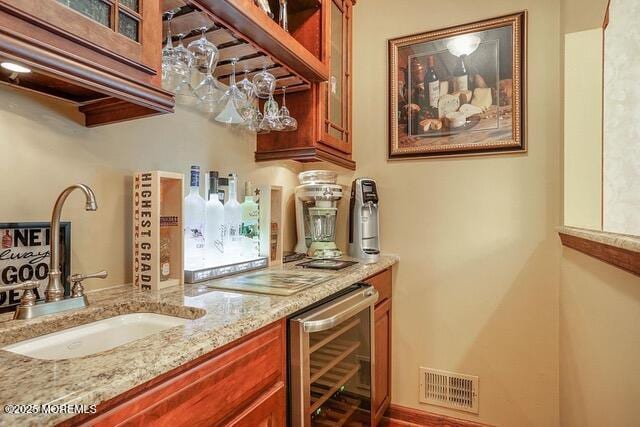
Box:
[0,255,397,426]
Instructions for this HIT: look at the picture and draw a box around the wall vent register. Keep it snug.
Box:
[419,367,479,414]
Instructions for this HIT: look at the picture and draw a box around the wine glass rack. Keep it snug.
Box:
[162,0,315,94]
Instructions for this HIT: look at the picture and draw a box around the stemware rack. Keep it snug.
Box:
[162,0,320,95]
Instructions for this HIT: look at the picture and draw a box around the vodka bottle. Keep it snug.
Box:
[241,181,260,258]
[184,165,206,268]
[224,173,242,258]
[205,171,225,262]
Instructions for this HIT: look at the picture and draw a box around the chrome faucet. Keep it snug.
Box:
[10,184,107,320]
[46,184,98,302]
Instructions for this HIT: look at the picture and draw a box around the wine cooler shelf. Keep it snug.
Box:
[312,395,362,427]
[310,360,360,415]
[310,318,361,353]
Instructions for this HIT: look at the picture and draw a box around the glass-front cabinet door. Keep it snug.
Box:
[321,0,352,154]
[1,0,155,70]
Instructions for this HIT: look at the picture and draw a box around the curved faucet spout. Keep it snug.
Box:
[46,184,98,302]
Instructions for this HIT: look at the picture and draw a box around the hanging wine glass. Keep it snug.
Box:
[252,65,276,99]
[191,28,225,113]
[237,70,256,103]
[172,33,196,103]
[279,86,297,131]
[161,9,179,90]
[215,58,248,124]
[260,93,284,131]
[188,26,218,73]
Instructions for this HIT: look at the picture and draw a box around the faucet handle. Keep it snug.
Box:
[69,270,108,298]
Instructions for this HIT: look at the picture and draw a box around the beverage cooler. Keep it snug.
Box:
[289,284,378,426]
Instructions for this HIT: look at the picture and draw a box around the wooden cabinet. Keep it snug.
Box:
[255,0,356,170]
[365,268,393,425]
[0,0,173,126]
[65,320,286,426]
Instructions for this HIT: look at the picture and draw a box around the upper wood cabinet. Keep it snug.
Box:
[321,0,352,154]
[0,0,173,126]
[255,0,356,170]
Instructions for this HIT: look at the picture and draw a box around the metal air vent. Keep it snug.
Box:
[419,367,479,414]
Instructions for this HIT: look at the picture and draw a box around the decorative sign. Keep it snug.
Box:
[132,171,184,291]
[0,222,71,313]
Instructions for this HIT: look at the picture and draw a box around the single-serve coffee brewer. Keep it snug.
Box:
[348,178,380,263]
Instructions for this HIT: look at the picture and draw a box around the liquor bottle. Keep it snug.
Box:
[425,55,440,109]
[184,165,206,268]
[224,173,242,258]
[205,171,225,260]
[241,181,260,258]
[453,55,469,92]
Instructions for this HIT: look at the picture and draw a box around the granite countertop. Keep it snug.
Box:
[0,255,398,426]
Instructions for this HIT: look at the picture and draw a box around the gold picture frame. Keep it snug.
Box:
[388,12,527,159]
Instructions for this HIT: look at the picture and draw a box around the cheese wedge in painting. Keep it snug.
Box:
[471,87,492,109]
[459,103,484,118]
[437,94,460,118]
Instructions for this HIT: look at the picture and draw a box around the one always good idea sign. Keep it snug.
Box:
[0,222,71,313]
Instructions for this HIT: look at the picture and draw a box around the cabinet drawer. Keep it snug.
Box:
[87,322,285,426]
[365,268,392,302]
[227,383,285,426]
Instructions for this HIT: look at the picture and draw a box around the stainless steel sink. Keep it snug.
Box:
[2,313,189,360]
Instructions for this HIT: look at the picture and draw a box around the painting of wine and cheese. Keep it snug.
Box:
[388,12,526,159]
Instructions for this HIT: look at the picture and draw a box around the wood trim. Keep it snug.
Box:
[384,404,492,427]
[79,98,165,127]
[558,232,640,277]
[0,27,173,111]
[254,146,356,170]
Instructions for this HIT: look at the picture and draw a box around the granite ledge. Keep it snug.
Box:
[557,226,640,276]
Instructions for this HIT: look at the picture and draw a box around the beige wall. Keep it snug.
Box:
[563,29,603,230]
[348,0,562,425]
[559,1,640,426]
[0,85,301,291]
[559,249,640,427]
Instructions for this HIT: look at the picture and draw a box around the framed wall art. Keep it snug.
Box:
[388,12,527,159]
[0,222,71,313]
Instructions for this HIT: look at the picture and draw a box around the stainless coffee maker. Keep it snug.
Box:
[348,178,380,263]
[294,170,344,259]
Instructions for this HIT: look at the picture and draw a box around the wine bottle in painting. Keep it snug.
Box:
[425,55,440,110]
[453,55,469,92]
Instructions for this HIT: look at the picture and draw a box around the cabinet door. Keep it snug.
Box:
[319,0,352,154]
[0,0,159,72]
[227,383,286,427]
[373,298,391,425]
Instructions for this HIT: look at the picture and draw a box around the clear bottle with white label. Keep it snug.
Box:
[184,165,206,268]
[241,181,260,258]
[224,173,242,258]
[205,171,225,263]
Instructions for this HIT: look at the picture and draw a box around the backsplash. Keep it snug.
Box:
[0,85,300,291]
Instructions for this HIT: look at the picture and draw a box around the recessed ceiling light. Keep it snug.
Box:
[1,62,31,73]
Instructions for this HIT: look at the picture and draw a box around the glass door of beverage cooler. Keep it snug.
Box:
[289,285,378,426]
